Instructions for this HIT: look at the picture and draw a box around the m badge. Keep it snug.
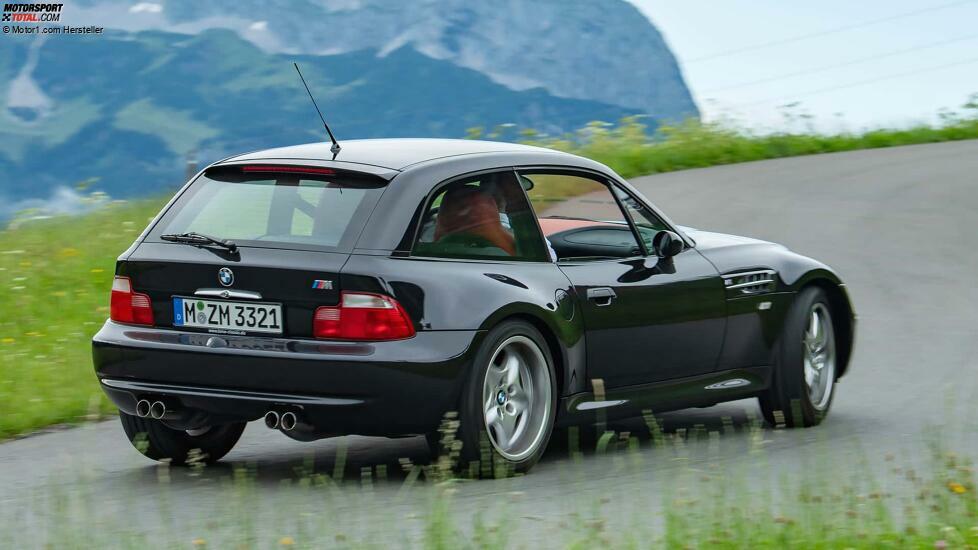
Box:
[311,279,333,290]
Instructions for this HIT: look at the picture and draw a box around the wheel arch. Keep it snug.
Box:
[487,312,569,400]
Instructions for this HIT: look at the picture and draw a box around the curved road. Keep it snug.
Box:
[3,140,978,544]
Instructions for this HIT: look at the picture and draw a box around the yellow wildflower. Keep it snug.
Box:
[1,338,14,344]
[279,537,295,546]
[192,538,206,547]
[948,482,967,494]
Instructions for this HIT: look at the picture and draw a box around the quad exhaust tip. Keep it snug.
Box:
[280,411,297,431]
[149,400,166,420]
[264,410,299,431]
[135,399,151,418]
[264,410,280,430]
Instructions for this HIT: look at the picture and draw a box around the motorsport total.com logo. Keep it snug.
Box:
[1,3,63,22]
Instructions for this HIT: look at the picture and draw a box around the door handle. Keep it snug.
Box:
[586,287,617,306]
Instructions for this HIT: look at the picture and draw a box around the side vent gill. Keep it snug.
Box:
[722,269,777,296]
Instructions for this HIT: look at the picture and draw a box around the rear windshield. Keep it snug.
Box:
[149,165,386,251]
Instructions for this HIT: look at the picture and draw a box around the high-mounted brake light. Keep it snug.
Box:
[110,276,155,326]
[241,165,335,175]
[314,292,415,341]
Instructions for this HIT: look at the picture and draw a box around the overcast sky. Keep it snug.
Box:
[628,0,978,132]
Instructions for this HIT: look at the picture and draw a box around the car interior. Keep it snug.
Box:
[414,172,666,262]
[432,185,517,256]
[414,173,549,260]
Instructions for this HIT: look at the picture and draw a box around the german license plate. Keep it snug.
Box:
[172,297,283,334]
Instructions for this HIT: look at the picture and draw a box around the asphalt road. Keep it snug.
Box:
[3,140,978,545]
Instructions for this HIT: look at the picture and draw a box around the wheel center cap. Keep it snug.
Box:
[496,390,507,405]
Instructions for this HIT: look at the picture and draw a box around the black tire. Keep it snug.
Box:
[119,412,246,465]
[759,287,838,428]
[457,320,557,476]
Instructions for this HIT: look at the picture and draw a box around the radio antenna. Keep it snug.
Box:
[293,62,341,155]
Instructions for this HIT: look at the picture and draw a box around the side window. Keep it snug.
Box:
[521,171,643,261]
[413,171,548,261]
[612,186,670,252]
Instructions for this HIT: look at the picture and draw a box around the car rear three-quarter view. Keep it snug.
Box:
[93,138,855,474]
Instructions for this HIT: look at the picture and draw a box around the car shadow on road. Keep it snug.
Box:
[117,401,766,488]
[543,401,759,456]
[119,433,435,488]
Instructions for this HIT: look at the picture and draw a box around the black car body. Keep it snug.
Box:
[93,139,855,471]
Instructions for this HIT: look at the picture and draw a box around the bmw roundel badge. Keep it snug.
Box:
[218,267,234,287]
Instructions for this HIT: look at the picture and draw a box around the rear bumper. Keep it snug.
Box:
[92,321,482,435]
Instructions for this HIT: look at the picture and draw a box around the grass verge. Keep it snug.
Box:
[1,415,976,548]
[0,200,164,438]
[480,94,978,179]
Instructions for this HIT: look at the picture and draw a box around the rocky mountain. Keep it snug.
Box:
[69,0,698,120]
[1,1,697,214]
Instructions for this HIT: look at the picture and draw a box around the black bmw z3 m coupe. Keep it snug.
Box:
[93,138,855,473]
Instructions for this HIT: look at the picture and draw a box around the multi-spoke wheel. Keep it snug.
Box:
[457,321,557,474]
[803,303,836,411]
[760,287,838,427]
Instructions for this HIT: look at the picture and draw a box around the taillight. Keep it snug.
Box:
[314,292,415,341]
[110,276,155,326]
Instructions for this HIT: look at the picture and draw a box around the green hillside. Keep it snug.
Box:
[1,29,637,207]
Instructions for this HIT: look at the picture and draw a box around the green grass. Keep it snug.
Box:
[495,94,978,179]
[0,199,164,438]
[2,417,977,548]
[2,101,978,439]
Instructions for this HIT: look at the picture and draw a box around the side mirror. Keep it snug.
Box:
[652,230,684,258]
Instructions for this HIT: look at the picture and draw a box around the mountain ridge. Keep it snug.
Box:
[0,28,640,209]
[68,0,698,119]
[1,2,698,216]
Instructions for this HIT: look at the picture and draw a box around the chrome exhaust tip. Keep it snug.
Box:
[264,411,280,430]
[149,400,166,420]
[280,411,297,431]
[135,399,151,418]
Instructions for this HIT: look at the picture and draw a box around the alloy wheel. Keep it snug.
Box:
[482,335,552,461]
[803,303,836,410]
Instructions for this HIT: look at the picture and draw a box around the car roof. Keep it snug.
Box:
[221,138,564,171]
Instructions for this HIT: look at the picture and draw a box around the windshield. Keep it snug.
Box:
[149,166,386,251]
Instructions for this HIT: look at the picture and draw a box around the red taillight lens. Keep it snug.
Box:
[110,276,155,326]
[314,292,415,341]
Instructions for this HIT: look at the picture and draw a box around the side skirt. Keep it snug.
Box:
[556,366,771,427]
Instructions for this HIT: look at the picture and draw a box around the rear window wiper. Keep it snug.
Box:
[160,232,238,253]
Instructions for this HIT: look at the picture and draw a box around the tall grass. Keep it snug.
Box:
[2,415,976,548]
[0,200,164,438]
[477,94,978,179]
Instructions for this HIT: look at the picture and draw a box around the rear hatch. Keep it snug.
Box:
[117,163,388,339]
